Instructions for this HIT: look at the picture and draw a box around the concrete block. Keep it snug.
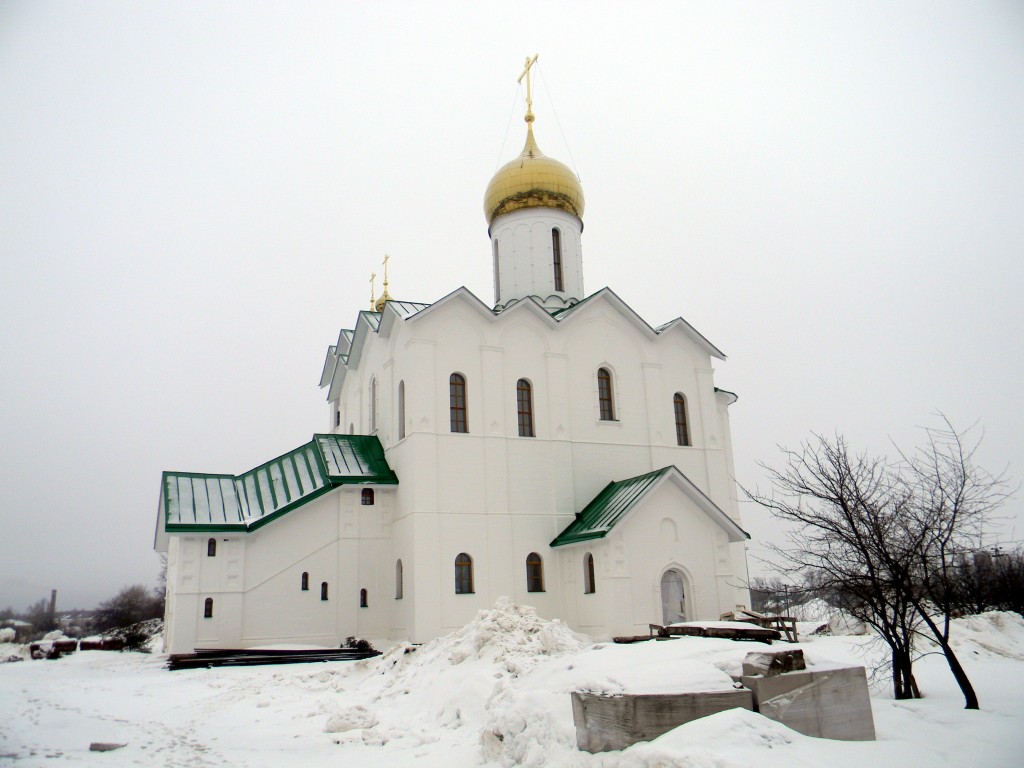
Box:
[741,666,875,741]
[571,689,754,753]
[742,649,806,677]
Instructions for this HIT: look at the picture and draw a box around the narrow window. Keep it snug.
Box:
[584,553,596,594]
[321,582,329,601]
[335,406,341,428]
[204,597,214,618]
[455,553,474,594]
[301,572,309,591]
[360,588,368,608]
[369,377,377,432]
[361,488,375,506]
[398,380,406,440]
[597,368,615,421]
[493,240,501,304]
[516,379,534,437]
[349,423,354,435]
[552,228,563,292]
[449,373,468,433]
[207,538,216,557]
[673,393,690,447]
[396,559,403,599]
[526,552,544,593]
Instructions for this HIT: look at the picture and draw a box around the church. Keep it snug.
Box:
[155,61,751,655]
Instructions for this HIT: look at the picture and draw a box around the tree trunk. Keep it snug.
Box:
[891,648,920,699]
[939,639,979,709]
[916,610,979,709]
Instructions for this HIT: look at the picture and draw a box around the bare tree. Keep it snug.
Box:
[747,436,923,700]
[93,585,163,633]
[891,419,1011,709]
[748,419,1010,709]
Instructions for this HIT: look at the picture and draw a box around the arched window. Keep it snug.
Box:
[204,597,214,618]
[398,380,406,440]
[517,379,534,437]
[449,373,468,433]
[301,572,309,591]
[395,559,403,599]
[552,228,563,291]
[207,538,216,557]
[673,393,690,447]
[526,552,544,592]
[361,488,375,506]
[493,240,501,304]
[369,377,377,432]
[360,588,368,608]
[455,553,474,594]
[321,582,329,601]
[583,553,596,594]
[597,368,615,421]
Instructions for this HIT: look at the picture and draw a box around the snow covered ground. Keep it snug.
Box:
[2,600,1023,767]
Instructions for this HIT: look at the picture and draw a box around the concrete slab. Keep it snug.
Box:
[571,689,754,753]
[741,666,875,741]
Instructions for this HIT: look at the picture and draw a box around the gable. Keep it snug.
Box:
[550,465,748,547]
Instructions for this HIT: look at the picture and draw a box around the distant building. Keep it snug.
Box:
[156,63,750,654]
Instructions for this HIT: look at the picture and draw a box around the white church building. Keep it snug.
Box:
[155,68,751,654]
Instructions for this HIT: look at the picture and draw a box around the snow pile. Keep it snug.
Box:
[313,598,588,754]
[0,627,16,643]
[444,596,587,669]
[0,641,28,663]
[619,708,796,768]
[946,611,1024,661]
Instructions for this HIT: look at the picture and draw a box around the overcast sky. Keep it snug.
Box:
[1,1,1022,612]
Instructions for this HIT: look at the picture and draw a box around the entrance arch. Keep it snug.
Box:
[660,569,686,625]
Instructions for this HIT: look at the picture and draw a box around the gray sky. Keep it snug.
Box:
[2,1,1022,612]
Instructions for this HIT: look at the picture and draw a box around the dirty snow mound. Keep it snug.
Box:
[445,596,587,667]
[947,611,1024,661]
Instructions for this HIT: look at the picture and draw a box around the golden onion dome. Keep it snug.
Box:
[483,123,585,226]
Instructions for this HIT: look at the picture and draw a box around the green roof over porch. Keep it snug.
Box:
[550,465,748,547]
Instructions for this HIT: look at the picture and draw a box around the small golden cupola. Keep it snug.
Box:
[483,56,585,228]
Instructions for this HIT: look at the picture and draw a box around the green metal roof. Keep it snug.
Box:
[551,468,672,547]
[551,465,749,547]
[162,434,397,534]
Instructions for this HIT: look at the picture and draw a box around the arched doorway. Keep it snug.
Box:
[661,569,686,625]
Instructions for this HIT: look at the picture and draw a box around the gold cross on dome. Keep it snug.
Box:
[518,54,539,122]
[369,272,377,310]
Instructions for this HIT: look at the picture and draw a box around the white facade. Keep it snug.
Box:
[158,115,751,654]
